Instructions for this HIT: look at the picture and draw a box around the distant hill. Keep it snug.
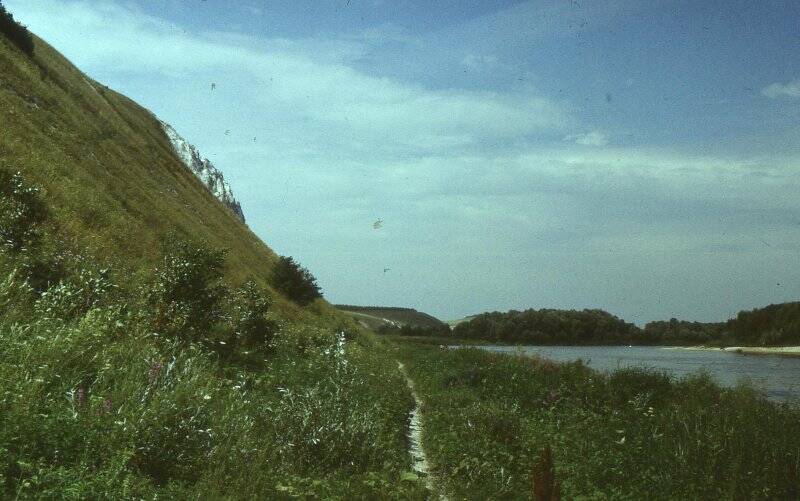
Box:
[446,315,478,328]
[335,305,445,330]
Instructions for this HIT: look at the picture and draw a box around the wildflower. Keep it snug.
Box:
[541,388,560,407]
[96,398,113,416]
[148,360,163,384]
[76,387,86,406]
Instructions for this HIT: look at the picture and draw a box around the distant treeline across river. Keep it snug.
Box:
[408,302,800,347]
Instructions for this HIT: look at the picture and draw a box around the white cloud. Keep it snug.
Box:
[762,79,800,99]
[12,0,566,156]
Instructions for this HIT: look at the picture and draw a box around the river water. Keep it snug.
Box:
[472,345,800,403]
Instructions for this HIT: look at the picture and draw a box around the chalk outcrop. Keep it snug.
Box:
[161,121,245,223]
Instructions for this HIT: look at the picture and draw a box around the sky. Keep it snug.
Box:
[6,0,800,324]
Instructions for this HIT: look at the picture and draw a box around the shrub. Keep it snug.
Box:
[0,266,34,322]
[272,255,321,306]
[34,260,117,321]
[0,3,34,55]
[144,238,227,340]
[0,169,47,252]
[224,279,277,349]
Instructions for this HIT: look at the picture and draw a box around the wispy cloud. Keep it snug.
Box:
[14,0,567,157]
[762,79,800,99]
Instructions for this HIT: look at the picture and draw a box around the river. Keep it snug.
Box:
[472,345,800,403]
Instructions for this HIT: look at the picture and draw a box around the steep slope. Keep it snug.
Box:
[0,32,330,323]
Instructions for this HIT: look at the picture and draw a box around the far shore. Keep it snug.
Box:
[663,346,800,357]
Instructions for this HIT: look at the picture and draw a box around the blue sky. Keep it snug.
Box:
[7,0,800,324]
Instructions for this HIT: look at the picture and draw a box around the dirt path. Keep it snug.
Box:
[397,361,448,500]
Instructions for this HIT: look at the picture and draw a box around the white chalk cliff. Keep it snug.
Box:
[160,121,245,223]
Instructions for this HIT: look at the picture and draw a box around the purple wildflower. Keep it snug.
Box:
[148,360,163,384]
[542,389,561,407]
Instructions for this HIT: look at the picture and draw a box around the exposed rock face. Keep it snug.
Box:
[160,121,245,223]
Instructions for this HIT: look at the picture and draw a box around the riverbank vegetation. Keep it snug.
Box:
[393,340,800,499]
[448,306,800,347]
[452,308,639,345]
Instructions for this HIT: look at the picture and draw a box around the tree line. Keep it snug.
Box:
[448,305,800,346]
[452,308,641,345]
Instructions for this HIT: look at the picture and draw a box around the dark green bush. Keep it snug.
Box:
[144,239,227,340]
[0,3,34,55]
[223,279,276,350]
[272,255,321,306]
[0,168,47,252]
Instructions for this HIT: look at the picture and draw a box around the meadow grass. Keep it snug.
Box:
[393,341,800,500]
[0,300,428,499]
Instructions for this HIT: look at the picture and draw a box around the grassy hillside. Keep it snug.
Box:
[0,30,336,325]
[335,305,446,329]
[0,24,428,499]
[446,314,478,328]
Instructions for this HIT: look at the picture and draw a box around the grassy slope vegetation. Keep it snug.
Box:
[0,28,427,499]
[0,27,331,325]
[393,339,800,500]
[335,305,446,330]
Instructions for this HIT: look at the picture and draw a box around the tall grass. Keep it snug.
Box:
[394,342,800,500]
[0,298,427,498]
[0,204,426,498]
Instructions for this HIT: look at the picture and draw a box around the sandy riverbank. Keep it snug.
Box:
[664,346,800,357]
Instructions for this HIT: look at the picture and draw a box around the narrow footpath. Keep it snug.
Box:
[397,361,449,500]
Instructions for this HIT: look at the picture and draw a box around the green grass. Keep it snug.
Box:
[393,340,800,500]
[0,288,428,499]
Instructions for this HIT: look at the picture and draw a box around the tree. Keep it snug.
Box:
[0,2,34,55]
[272,255,322,306]
[145,239,227,339]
